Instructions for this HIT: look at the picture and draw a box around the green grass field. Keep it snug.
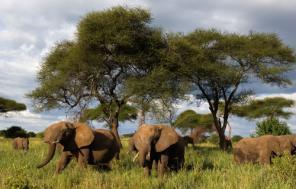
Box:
[1,137,296,189]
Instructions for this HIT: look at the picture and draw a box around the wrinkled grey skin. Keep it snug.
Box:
[129,124,185,177]
[12,137,29,152]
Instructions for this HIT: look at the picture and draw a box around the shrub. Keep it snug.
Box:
[207,133,219,145]
[2,126,27,138]
[232,135,243,143]
[255,118,291,136]
[27,132,36,137]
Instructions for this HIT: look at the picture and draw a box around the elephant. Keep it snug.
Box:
[129,124,185,177]
[12,137,29,151]
[233,135,296,164]
[37,121,120,173]
[182,126,210,148]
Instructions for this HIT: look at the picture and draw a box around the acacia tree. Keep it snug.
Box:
[127,64,187,126]
[230,97,294,136]
[174,110,213,134]
[28,7,168,147]
[0,97,26,113]
[80,103,138,125]
[169,30,296,150]
[231,97,295,120]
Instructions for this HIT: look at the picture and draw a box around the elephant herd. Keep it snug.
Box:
[9,121,296,177]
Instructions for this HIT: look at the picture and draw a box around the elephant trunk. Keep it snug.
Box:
[139,145,151,167]
[37,143,56,168]
[23,139,29,152]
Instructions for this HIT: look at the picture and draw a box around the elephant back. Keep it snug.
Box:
[92,129,120,152]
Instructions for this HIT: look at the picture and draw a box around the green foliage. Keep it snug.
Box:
[81,104,137,123]
[0,97,26,113]
[174,110,213,134]
[27,132,36,138]
[167,29,295,149]
[2,126,28,138]
[0,130,5,137]
[231,135,243,143]
[28,6,169,137]
[255,118,291,136]
[207,134,219,145]
[35,132,44,138]
[231,97,295,120]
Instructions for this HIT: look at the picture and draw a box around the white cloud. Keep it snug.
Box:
[0,110,66,132]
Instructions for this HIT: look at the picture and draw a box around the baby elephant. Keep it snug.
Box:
[37,121,120,174]
[234,135,296,164]
[12,137,29,151]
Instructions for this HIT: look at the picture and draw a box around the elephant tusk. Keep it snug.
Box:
[133,152,139,162]
[51,140,60,144]
[146,152,150,160]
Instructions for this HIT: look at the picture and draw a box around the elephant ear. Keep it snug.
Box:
[74,123,95,148]
[155,126,179,152]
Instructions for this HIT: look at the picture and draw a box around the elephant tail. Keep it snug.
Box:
[37,143,56,168]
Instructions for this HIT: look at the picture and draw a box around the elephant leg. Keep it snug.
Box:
[158,154,169,177]
[78,148,90,168]
[153,159,158,171]
[259,153,271,165]
[144,160,153,177]
[56,152,72,174]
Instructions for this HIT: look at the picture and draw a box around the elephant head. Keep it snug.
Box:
[37,121,94,168]
[131,124,179,167]
[23,138,29,151]
[284,135,296,155]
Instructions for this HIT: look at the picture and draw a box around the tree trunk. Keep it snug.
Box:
[217,130,228,150]
[212,115,229,151]
[138,109,145,127]
[111,118,122,148]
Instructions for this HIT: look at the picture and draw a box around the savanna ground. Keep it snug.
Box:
[1,138,296,189]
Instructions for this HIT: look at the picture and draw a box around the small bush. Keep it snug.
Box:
[231,135,243,143]
[207,134,219,145]
[255,118,291,136]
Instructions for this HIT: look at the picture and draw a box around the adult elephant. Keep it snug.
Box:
[129,124,185,177]
[37,121,120,173]
[12,137,29,151]
[234,135,296,164]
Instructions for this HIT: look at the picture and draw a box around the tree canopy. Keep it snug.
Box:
[80,103,137,123]
[174,110,213,134]
[0,97,26,113]
[231,97,295,120]
[168,29,296,149]
[27,6,171,147]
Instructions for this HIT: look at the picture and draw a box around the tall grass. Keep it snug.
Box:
[0,137,295,189]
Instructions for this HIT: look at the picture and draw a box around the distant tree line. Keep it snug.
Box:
[0,126,37,138]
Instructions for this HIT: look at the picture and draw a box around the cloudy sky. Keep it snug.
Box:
[0,0,296,136]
